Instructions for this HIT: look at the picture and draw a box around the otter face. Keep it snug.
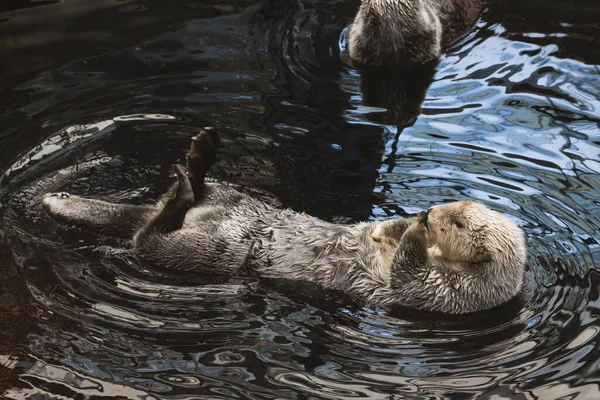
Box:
[422,201,526,272]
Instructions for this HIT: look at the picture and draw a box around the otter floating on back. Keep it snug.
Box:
[43,128,526,314]
[348,0,486,66]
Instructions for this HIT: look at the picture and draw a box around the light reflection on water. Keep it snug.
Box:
[0,0,599,398]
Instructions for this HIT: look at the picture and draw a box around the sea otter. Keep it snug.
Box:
[348,0,486,66]
[42,128,526,314]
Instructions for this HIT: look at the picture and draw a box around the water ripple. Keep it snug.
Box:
[0,0,599,398]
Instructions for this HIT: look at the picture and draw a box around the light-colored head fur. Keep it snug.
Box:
[425,201,526,272]
[348,0,485,66]
[370,200,526,313]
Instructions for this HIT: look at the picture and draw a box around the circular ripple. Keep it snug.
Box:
[0,0,599,399]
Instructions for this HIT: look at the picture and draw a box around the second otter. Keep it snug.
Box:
[348,0,486,66]
[42,128,526,314]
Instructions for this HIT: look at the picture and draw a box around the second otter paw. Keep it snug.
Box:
[402,219,428,244]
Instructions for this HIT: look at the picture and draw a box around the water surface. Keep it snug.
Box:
[1,0,599,398]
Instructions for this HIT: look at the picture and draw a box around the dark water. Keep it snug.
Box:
[1,0,599,398]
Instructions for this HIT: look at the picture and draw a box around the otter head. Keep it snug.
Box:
[421,201,526,293]
[348,0,443,67]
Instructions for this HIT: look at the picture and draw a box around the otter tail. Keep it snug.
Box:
[43,193,156,237]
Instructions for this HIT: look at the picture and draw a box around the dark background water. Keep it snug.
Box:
[1,0,599,398]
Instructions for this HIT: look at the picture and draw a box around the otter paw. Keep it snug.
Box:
[417,211,428,227]
[412,219,427,232]
[403,220,427,244]
[371,226,385,243]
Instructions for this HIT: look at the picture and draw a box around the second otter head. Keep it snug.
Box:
[420,201,526,277]
[348,0,443,67]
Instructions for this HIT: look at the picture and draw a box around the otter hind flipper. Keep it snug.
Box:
[186,127,220,200]
[133,163,228,271]
[42,192,155,237]
[139,164,194,235]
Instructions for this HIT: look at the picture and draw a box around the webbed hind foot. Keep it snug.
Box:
[186,127,220,199]
[156,164,195,230]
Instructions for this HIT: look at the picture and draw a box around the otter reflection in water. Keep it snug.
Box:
[357,61,437,125]
[348,0,486,66]
[43,128,526,314]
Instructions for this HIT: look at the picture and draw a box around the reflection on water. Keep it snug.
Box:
[1,0,599,398]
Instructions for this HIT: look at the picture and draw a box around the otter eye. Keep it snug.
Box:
[454,221,464,228]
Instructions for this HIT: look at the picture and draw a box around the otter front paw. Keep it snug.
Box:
[417,211,429,228]
[371,226,385,243]
[402,219,427,246]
